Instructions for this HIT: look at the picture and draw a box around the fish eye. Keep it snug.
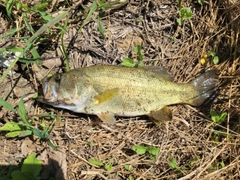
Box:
[55,74,61,83]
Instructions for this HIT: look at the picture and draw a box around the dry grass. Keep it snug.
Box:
[0,0,239,179]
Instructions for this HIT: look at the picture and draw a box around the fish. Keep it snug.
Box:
[38,65,217,124]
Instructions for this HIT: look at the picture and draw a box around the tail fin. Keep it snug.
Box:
[190,69,218,106]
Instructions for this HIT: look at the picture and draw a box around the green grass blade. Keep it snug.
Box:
[32,2,49,11]
[0,98,16,112]
[6,0,15,18]
[23,13,35,34]
[78,1,98,33]
[47,140,59,151]
[92,16,105,39]
[26,11,68,45]
[0,55,20,83]
[0,122,21,131]
[0,27,24,39]
[60,16,70,72]
[18,97,31,126]
[38,10,66,32]
[30,46,40,59]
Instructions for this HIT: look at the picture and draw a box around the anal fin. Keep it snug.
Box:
[149,106,172,123]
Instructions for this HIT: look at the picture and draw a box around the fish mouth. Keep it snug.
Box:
[37,79,59,103]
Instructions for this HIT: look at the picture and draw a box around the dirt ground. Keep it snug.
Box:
[0,0,240,179]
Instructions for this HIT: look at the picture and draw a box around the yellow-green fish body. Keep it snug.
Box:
[40,65,217,123]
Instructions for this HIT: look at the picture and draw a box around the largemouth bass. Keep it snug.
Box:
[39,65,217,124]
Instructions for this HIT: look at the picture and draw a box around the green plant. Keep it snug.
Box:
[132,145,160,159]
[11,154,42,180]
[124,165,133,172]
[210,110,227,124]
[0,98,58,150]
[88,158,114,171]
[105,160,113,171]
[208,50,219,64]
[88,158,104,167]
[169,158,186,173]
[177,0,192,26]
[121,45,144,67]
[208,161,225,172]
[198,0,204,5]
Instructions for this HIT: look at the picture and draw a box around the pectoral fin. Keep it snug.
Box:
[97,112,116,124]
[94,88,119,105]
[149,106,172,122]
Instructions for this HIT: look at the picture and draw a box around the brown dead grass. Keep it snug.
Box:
[0,0,239,179]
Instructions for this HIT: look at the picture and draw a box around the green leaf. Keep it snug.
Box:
[19,130,33,137]
[47,140,59,151]
[6,0,15,18]
[87,1,98,21]
[177,18,183,26]
[0,122,21,131]
[219,161,225,168]
[18,98,29,125]
[11,170,29,180]
[88,158,104,166]
[5,47,24,54]
[21,154,42,177]
[124,165,133,172]
[105,162,113,171]
[210,110,227,124]
[32,93,39,99]
[88,141,93,147]
[208,50,216,57]
[129,175,134,180]
[32,2,48,11]
[213,56,219,65]
[121,58,136,67]
[16,2,21,10]
[32,128,43,138]
[97,17,105,39]
[38,10,53,21]
[0,27,24,39]
[37,10,66,32]
[169,158,177,169]
[23,12,35,35]
[134,45,143,62]
[148,147,160,156]
[79,1,97,32]
[0,98,16,112]
[219,112,227,122]
[30,46,40,59]
[26,11,68,44]
[179,8,192,20]
[6,131,21,138]
[132,145,147,155]
[138,61,144,67]
[198,0,204,5]
[210,110,219,123]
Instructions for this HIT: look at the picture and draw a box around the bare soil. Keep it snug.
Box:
[0,0,239,179]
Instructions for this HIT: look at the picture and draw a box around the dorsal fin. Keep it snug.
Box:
[143,66,173,81]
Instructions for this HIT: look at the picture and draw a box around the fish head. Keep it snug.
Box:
[38,72,92,112]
